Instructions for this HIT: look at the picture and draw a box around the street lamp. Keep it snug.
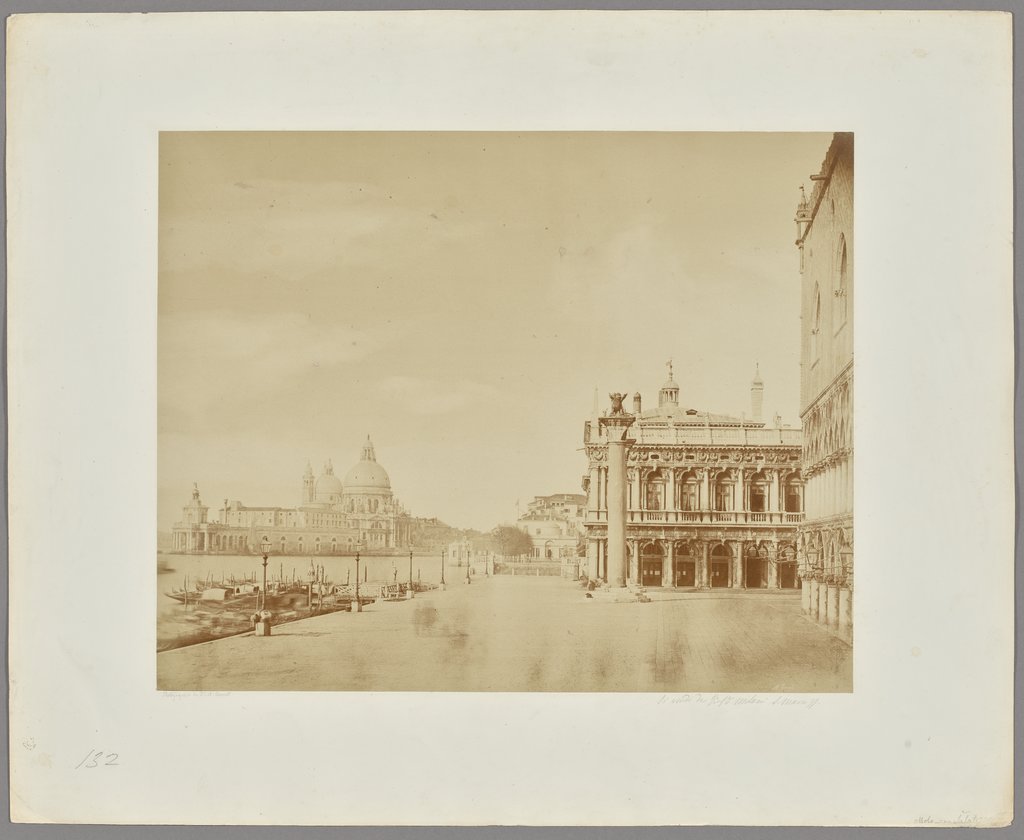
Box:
[408,547,414,596]
[259,536,271,612]
[354,541,363,613]
[440,547,446,588]
[465,545,471,585]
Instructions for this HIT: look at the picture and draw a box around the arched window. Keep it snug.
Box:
[784,475,804,512]
[645,470,664,510]
[749,471,769,512]
[835,235,848,326]
[713,476,732,512]
[811,283,821,362]
[679,470,700,511]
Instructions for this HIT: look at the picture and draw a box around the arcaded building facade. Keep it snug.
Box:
[794,132,854,639]
[170,437,411,554]
[582,368,804,590]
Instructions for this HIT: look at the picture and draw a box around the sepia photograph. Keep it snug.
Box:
[157,131,854,693]
[8,9,1013,826]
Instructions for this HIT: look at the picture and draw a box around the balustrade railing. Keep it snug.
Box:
[596,509,805,526]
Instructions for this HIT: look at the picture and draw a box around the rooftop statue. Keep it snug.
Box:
[609,393,628,416]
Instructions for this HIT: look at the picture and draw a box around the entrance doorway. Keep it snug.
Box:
[674,560,695,587]
[745,556,765,588]
[778,545,798,588]
[745,547,767,588]
[710,545,731,588]
[640,544,664,587]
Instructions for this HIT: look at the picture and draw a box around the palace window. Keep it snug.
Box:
[811,284,822,363]
[714,482,732,512]
[834,235,848,330]
[645,480,664,511]
[679,471,700,510]
[785,479,804,513]
[749,482,767,512]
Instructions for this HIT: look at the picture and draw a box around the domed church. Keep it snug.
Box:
[172,436,409,554]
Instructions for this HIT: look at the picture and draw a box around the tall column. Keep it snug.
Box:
[667,469,676,517]
[662,541,674,587]
[827,584,840,629]
[767,542,779,589]
[698,542,709,589]
[701,470,711,513]
[731,541,744,589]
[631,469,642,517]
[600,407,635,588]
[587,539,598,580]
[606,442,629,585]
[838,585,852,640]
[734,468,745,515]
[631,540,642,585]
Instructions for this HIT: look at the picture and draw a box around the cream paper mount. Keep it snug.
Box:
[7,10,1014,826]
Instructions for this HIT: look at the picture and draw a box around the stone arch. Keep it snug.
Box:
[710,542,732,588]
[639,541,664,587]
[744,542,769,588]
[748,469,770,512]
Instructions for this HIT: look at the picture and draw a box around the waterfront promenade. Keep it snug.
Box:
[157,576,851,692]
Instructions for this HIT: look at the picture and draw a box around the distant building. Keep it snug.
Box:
[516,494,586,561]
[582,366,804,589]
[794,133,854,639]
[170,436,411,554]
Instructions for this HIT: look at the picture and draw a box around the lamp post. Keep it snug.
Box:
[354,541,363,613]
[260,536,270,612]
[440,547,446,589]
[465,545,471,585]
[408,547,414,595]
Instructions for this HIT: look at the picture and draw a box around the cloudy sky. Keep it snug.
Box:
[158,131,833,532]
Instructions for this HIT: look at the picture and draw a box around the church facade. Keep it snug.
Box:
[170,437,411,554]
[582,368,804,590]
[794,132,854,640]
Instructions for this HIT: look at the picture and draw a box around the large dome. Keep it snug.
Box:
[344,461,391,491]
[343,436,392,493]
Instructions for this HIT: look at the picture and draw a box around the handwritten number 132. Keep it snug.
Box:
[76,750,119,769]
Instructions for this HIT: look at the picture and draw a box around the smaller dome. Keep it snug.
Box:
[315,472,343,500]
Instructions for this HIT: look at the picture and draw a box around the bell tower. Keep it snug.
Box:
[302,460,315,504]
[751,364,764,422]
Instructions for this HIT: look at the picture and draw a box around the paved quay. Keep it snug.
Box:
[157,576,851,692]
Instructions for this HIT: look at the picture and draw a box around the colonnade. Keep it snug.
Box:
[586,536,799,590]
[587,464,803,519]
[800,572,852,640]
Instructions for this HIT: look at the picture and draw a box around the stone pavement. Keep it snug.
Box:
[157,575,851,692]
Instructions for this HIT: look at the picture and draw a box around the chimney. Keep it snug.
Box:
[633,392,642,414]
